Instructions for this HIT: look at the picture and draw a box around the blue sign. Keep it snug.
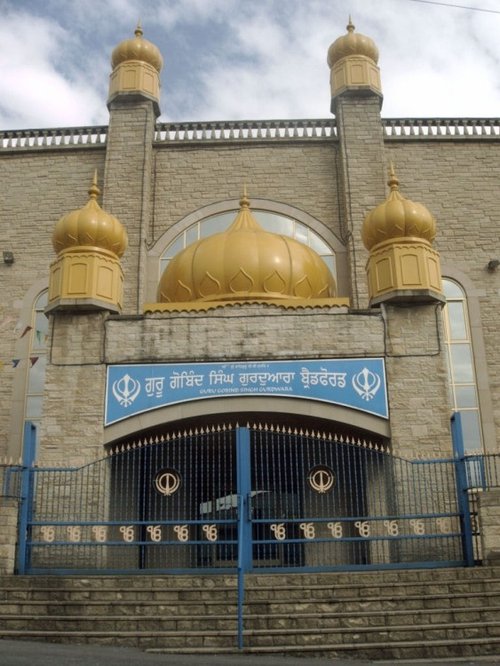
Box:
[105,358,388,426]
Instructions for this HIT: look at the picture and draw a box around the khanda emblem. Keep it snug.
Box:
[112,374,141,407]
[352,367,381,401]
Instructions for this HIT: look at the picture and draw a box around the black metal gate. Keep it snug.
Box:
[18,424,470,574]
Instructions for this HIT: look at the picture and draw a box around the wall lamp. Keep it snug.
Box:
[487,259,500,272]
[3,251,14,265]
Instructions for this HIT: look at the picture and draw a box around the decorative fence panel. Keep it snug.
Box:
[12,424,474,575]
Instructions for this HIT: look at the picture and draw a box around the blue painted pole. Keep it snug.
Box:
[236,426,252,650]
[17,422,37,574]
[451,413,474,567]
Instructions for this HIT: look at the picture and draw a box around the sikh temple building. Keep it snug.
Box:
[0,21,499,577]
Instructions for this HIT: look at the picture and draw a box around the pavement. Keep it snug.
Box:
[1,640,500,666]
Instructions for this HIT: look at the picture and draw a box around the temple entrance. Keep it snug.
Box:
[111,423,371,571]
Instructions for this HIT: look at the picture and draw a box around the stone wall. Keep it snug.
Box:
[386,139,500,452]
[33,301,452,461]
[0,148,106,459]
[104,99,156,313]
[334,96,387,309]
[38,312,108,466]
[0,499,19,574]
[1,129,498,465]
[151,142,340,246]
[384,304,452,457]
[478,489,500,565]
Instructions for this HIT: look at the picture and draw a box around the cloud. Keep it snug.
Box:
[2,0,500,128]
[0,8,106,127]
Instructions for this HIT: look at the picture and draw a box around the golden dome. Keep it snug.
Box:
[111,23,163,73]
[327,18,379,68]
[52,173,128,257]
[362,166,436,251]
[158,194,336,303]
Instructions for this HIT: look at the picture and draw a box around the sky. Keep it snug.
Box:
[0,0,499,130]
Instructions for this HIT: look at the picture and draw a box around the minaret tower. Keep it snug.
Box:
[327,19,386,308]
[103,24,163,312]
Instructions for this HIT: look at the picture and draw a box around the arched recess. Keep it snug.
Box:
[8,283,49,460]
[103,395,390,447]
[440,265,496,453]
[146,199,348,301]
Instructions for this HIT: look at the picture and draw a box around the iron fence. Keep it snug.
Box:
[11,425,478,575]
[0,464,22,501]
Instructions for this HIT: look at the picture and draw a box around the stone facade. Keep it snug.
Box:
[0,24,499,576]
[478,489,500,565]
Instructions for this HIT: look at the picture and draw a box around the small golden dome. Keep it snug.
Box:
[52,173,128,257]
[327,18,379,68]
[158,194,336,303]
[111,23,163,73]
[362,166,436,251]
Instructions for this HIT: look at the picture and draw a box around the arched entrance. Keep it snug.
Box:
[107,417,392,572]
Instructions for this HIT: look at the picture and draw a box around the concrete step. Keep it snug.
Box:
[149,636,500,660]
[3,569,500,587]
[3,566,500,591]
[3,604,500,623]
[1,620,500,651]
[2,568,500,658]
[2,583,500,603]
[2,591,500,617]
[0,629,236,650]
[0,617,499,638]
[0,600,239,615]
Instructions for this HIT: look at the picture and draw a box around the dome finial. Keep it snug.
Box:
[388,163,399,191]
[347,16,355,33]
[240,184,250,209]
[135,19,143,38]
[88,170,100,200]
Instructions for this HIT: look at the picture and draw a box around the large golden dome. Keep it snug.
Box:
[158,194,336,303]
[111,24,163,73]
[362,166,436,251]
[52,174,128,257]
[327,18,379,68]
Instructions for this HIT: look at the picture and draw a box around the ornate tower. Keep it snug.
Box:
[327,17,382,104]
[47,173,128,313]
[104,24,163,312]
[108,22,163,117]
[362,166,444,305]
[328,19,386,308]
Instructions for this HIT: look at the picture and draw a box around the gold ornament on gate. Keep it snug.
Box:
[308,465,335,494]
[154,468,181,496]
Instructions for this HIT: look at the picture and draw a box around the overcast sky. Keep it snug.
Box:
[0,0,499,130]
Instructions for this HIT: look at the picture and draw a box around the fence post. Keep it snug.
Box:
[16,422,37,574]
[236,426,252,650]
[451,413,474,566]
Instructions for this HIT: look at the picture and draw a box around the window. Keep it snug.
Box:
[159,210,336,281]
[24,290,49,447]
[442,279,483,453]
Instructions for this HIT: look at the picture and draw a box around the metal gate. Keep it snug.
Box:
[16,424,472,574]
